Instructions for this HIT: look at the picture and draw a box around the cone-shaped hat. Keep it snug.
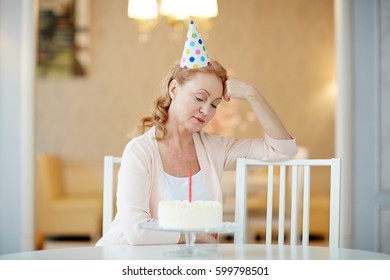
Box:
[180,20,211,69]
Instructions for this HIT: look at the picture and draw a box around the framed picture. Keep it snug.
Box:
[38,0,91,77]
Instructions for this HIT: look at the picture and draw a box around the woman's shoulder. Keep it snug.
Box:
[122,127,156,156]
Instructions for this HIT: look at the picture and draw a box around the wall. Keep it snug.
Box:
[35,0,335,198]
[380,0,390,254]
[0,0,36,254]
[378,0,390,254]
[380,0,390,192]
[352,0,390,254]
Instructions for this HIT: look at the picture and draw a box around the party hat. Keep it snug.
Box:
[180,20,211,69]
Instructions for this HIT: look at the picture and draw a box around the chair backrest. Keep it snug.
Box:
[103,156,122,235]
[234,158,341,248]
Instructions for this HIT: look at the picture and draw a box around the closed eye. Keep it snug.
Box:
[196,97,204,102]
[212,99,222,109]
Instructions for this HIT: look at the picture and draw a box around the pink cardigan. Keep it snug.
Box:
[96,126,297,246]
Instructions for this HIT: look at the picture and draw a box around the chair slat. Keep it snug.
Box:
[290,165,299,245]
[278,166,287,245]
[234,158,248,244]
[265,165,274,245]
[302,165,311,246]
[103,156,114,235]
[103,156,122,235]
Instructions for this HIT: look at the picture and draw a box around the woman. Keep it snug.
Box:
[96,21,297,246]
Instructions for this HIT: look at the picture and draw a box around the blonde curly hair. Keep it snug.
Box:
[130,60,227,140]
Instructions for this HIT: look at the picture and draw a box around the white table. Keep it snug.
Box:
[1,244,389,260]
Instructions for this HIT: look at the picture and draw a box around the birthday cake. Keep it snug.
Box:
[158,200,223,230]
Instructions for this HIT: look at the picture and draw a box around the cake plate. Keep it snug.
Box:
[138,219,241,259]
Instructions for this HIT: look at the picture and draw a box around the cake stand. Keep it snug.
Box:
[138,219,241,259]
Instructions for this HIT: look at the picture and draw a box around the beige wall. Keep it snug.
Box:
[35,0,335,196]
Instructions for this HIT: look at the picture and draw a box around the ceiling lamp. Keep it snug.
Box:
[128,0,218,43]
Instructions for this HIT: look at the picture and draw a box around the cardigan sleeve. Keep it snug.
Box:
[115,139,180,245]
[221,134,298,170]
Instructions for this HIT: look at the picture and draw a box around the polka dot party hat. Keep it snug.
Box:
[180,20,211,69]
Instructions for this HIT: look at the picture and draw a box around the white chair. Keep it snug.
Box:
[102,156,122,235]
[234,158,341,248]
[244,147,309,240]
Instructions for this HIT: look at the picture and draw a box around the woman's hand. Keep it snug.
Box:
[223,76,292,140]
[178,233,218,244]
[224,76,259,102]
[195,234,218,244]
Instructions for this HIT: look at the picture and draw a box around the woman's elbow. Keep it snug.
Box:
[284,144,298,159]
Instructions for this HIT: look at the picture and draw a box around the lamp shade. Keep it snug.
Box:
[160,0,190,20]
[128,0,158,20]
[189,0,218,18]
[160,0,218,20]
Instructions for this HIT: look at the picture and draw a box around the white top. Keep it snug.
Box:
[163,169,210,201]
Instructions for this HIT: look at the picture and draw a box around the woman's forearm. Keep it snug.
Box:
[224,76,292,140]
[246,89,292,140]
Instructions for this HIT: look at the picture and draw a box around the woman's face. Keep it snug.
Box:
[169,72,223,133]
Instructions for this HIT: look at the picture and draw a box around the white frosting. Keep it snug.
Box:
[158,200,223,230]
